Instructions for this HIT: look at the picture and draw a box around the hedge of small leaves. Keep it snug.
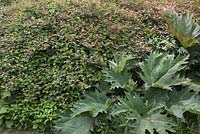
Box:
[0,0,174,131]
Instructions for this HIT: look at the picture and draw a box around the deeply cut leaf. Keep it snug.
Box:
[167,88,200,118]
[71,91,112,118]
[108,55,133,73]
[55,115,93,134]
[112,95,176,134]
[103,69,133,89]
[103,55,135,90]
[166,12,200,48]
[139,52,190,90]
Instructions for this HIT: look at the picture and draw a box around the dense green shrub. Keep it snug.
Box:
[0,0,173,131]
[0,0,12,6]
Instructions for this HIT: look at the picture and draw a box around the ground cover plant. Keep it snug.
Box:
[1,0,200,133]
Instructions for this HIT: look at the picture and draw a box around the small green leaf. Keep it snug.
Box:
[2,91,11,99]
[6,120,14,128]
[33,123,39,129]
[0,107,8,114]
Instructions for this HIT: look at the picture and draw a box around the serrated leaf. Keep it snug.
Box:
[109,55,133,73]
[112,95,176,134]
[167,88,200,118]
[166,12,200,48]
[71,91,112,118]
[103,55,134,90]
[133,112,175,134]
[139,52,190,90]
[103,69,132,89]
[111,95,145,116]
[55,116,93,134]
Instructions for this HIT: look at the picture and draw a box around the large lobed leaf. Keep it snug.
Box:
[108,55,133,73]
[166,12,200,48]
[103,55,135,91]
[55,115,93,134]
[167,88,200,118]
[103,69,133,90]
[55,90,112,134]
[112,95,176,134]
[144,87,200,119]
[71,91,112,118]
[139,52,190,90]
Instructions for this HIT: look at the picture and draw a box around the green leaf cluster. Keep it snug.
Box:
[55,51,200,134]
[139,52,190,90]
[55,91,112,134]
[166,12,200,48]
[0,91,13,130]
